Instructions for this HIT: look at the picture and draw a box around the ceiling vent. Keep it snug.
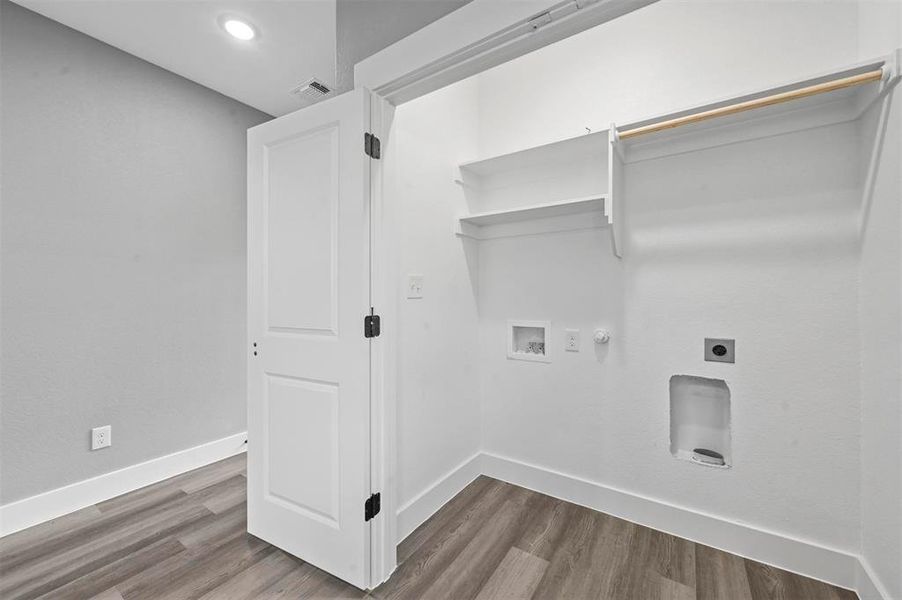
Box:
[291,78,333,105]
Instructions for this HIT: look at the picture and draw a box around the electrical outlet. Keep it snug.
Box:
[91,425,111,450]
[705,338,735,363]
[565,329,580,352]
[407,274,424,299]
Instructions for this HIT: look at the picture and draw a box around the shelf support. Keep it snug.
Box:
[608,125,623,258]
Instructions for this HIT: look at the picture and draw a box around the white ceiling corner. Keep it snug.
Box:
[12,0,339,117]
[12,0,474,117]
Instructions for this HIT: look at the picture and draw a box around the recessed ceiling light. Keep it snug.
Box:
[223,19,255,41]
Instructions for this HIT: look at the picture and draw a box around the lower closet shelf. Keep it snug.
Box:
[456,195,608,240]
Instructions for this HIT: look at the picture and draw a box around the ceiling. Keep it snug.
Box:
[11,0,471,117]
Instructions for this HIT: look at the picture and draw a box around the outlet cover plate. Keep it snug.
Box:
[705,338,735,363]
[565,329,580,352]
[407,274,423,299]
[91,425,111,450]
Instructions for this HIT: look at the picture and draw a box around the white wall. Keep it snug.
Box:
[857,3,902,599]
[393,0,878,560]
[386,79,483,513]
[474,0,867,554]
[477,0,860,157]
[0,1,270,503]
[478,123,862,552]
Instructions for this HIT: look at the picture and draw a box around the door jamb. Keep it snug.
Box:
[368,91,397,587]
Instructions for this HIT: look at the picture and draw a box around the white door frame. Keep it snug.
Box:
[362,0,658,586]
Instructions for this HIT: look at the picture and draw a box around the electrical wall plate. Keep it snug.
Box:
[564,329,580,352]
[407,274,424,299]
[705,338,735,363]
[91,425,112,450]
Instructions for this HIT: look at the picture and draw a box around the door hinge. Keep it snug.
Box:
[364,132,381,159]
[364,308,381,338]
[364,492,381,521]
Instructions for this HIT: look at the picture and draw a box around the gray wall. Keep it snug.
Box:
[0,0,271,503]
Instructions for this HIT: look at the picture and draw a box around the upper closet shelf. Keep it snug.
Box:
[457,129,608,183]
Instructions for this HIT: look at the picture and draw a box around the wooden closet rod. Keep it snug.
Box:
[617,68,885,140]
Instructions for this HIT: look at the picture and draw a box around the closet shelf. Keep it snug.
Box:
[456,196,608,241]
[457,130,608,180]
[459,196,605,227]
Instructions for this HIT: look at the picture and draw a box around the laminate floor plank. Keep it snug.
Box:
[33,537,185,600]
[744,559,859,600]
[372,479,514,600]
[473,546,548,600]
[0,473,238,579]
[418,498,529,600]
[170,453,248,495]
[0,454,858,600]
[88,587,125,600]
[1,503,211,599]
[198,476,248,514]
[581,510,641,600]
[696,544,754,600]
[608,522,696,600]
[529,504,609,600]
[94,479,188,517]
[120,531,274,600]
[0,494,188,574]
[196,548,303,600]
[177,502,247,550]
[639,526,697,589]
[0,505,102,557]
[510,492,571,561]
[654,570,697,600]
[93,453,246,519]
[397,475,493,564]
[256,562,322,599]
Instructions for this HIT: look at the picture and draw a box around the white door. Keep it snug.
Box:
[247,88,373,589]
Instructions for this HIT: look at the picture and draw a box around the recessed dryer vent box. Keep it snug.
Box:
[508,320,550,363]
[670,375,731,468]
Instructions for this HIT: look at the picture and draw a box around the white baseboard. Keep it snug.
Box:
[399,451,863,594]
[480,452,860,592]
[396,452,482,542]
[0,431,247,538]
[856,557,894,600]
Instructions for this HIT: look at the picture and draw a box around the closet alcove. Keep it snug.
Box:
[387,46,899,556]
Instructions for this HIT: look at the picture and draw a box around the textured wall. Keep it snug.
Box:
[0,1,270,503]
[387,78,483,511]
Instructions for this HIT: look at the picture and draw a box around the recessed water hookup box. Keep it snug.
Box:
[508,320,551,363]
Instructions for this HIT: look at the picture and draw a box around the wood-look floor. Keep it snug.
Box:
[0,454,857,600]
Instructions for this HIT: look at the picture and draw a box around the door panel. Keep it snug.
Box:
[265,374,340,526]
[265,124,339,334]
[248,88,371,589]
